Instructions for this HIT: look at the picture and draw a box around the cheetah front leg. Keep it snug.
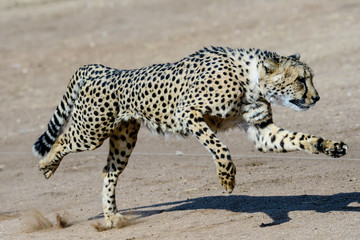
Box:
[245,123,348,157]
[180,109,236,193]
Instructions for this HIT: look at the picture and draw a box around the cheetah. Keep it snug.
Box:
[33,47,348,228]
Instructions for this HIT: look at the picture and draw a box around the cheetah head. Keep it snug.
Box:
[260,54,320,111]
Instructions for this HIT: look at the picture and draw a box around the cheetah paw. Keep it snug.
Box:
[38,159,59,179]
[105,213,128,229]
[320,140,348,158]
[217,162,236,193]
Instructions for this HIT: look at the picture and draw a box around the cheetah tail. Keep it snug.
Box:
[32,67,87,158]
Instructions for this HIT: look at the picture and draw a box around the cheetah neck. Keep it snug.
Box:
[232,48,271,101]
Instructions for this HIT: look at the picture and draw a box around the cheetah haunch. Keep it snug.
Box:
[33,47,347,229]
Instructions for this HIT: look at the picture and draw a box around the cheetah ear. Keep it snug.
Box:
[288,53,300,60]
[264,58,279,74]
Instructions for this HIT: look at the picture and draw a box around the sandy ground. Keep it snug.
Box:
[0,0,360,239]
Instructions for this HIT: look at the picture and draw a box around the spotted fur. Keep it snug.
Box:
[33,47,348,228]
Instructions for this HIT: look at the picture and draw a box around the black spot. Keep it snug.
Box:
[257,119,273,129]
[316,138,324,151]
[280,140,285,149]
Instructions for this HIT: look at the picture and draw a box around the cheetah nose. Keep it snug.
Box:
[311,95,320,103]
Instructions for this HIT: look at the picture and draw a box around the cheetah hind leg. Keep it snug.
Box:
[38,125,104,179]
[101,120,140,229]
[37,137,67,179]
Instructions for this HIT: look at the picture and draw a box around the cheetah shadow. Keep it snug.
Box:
[105,192,360,227]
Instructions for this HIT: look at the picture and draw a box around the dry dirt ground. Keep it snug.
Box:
[1,0,360,239]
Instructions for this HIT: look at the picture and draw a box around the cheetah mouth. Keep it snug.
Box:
[289,99,311,110]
